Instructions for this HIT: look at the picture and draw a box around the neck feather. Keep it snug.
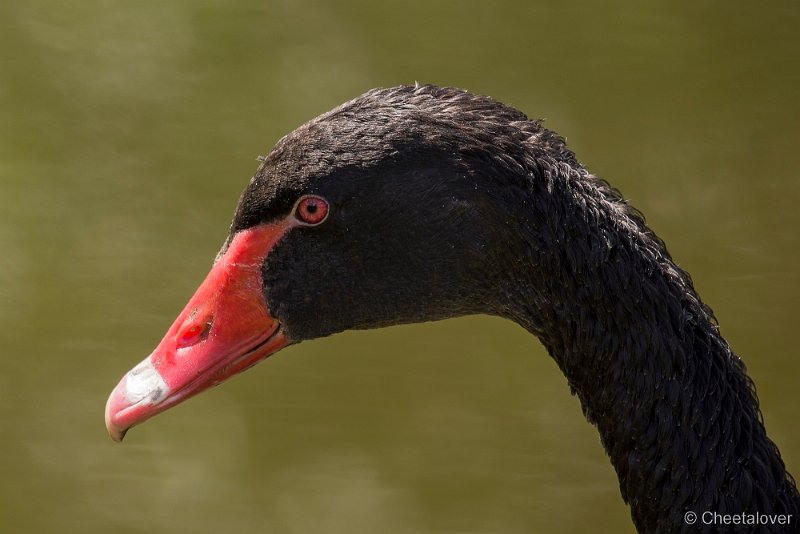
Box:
[499,158,800,531]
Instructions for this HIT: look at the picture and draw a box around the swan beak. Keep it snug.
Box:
[105,223,293,442]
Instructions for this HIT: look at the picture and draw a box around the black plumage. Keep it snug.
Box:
[227,84,799,532]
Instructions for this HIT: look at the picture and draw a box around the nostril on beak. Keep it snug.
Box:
[176,313,213,348]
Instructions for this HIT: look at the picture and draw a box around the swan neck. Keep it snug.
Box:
[499,160,800,530]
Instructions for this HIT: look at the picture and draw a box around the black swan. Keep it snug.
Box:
[105,84,799,532]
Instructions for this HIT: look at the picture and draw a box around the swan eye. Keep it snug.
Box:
[294,195,329,226]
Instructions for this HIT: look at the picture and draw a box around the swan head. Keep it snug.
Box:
[105,84,564,441]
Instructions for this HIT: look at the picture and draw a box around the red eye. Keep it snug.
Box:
[294,195,329,225]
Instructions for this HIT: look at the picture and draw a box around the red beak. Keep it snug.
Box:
[105,222,293,441]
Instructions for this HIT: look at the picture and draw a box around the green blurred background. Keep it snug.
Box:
[1,1,798,532]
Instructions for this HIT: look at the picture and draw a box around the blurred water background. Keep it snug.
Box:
[1,1,798,532]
